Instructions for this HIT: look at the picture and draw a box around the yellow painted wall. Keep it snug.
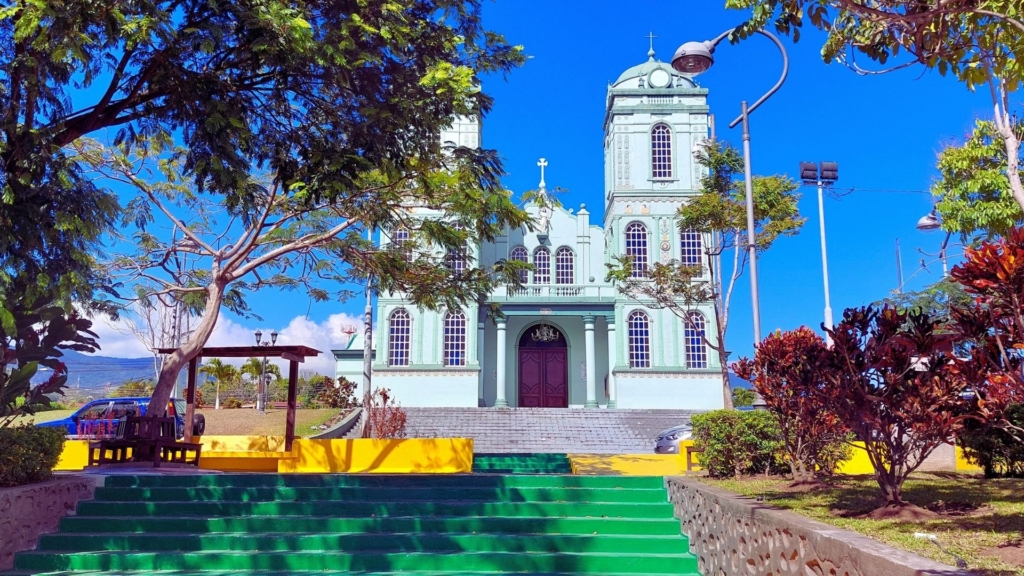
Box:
[570,454,688,476]
[54,440,90,471]
[197,435,287,453]
[956,446,984,473]
[834,442,875,475]
[278,438,473,474]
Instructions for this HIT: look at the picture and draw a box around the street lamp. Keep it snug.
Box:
[254,329,278,413]
[672,27,790,345]
[800,161,839,345]
[916,208,952,276]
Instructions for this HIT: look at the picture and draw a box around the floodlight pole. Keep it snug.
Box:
[815,179,834,345]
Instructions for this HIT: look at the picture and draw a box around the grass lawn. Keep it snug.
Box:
[702,473,1024,575]
[197,407,344,437]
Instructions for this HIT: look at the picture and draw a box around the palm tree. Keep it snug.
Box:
[198,358,239,410]
[241,357,282,410]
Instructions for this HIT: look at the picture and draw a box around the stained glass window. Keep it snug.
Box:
[685,312,708,369]
[533,247,550,284]
[511,246,529,283]
[651,124,673,178]
[625,222,648,278]
[680,229,703,267]
[443,311,467,366]
[555,247,574,284]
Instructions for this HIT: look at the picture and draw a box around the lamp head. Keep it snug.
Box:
[916,209,942,231]
[270,330,279,345]
[671,41,715,74]
[254,329,263,346]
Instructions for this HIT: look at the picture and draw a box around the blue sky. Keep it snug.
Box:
[91,0,1014,367]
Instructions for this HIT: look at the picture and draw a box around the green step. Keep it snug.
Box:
[100,474,662,489]
[91,486,668,503]
[73,499,675,519]
[38,532,690,554]
[15,550,699,573]
[58,515,683,536]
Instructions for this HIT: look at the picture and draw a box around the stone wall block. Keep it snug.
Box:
[0,476,96,570]
[665,477,972,576]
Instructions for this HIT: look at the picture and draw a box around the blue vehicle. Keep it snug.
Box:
[36,397,204,439]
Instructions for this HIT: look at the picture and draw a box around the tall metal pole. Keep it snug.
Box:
[362,226,374,435]
[940,231,952,277]
[816,181,834,345]
[895,238,904,294]
[740,101,761,344]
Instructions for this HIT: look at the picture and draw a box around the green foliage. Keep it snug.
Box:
[304,376,358,410]
[725,0,1024,91]
[1,297,100,427]
[0,426,66,487]
[959,405,1024,478]
[732,387,757,408]
[111,379,155,398]
[933,121,1024,238]
[692,410,785,478]
[222,398,243,410]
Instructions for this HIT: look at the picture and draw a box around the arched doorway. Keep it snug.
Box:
[518,323,568,408]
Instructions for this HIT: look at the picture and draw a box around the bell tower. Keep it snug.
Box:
[602,46,710,237]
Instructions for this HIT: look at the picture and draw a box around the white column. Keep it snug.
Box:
[477,321,486,407]
[606,317,617,409]
[494,319,508,407]
[584,315,598,408]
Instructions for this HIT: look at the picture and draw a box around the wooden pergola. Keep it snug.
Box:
[157,345,321,451]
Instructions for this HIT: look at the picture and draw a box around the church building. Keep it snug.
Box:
[334,49,724,410]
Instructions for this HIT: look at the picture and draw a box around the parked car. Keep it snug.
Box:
[36,397,204,439]
[654,423,693,454]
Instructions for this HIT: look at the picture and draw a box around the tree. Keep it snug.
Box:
[933,121,1024,238]
[117,292,197,385]
[727,0,1024,214]
[607,140,804,409]
[198,359,239,410]
[4,0,527,417]
[732,387,757,408]
[734,327,850,482]
[823,306,973,510]
[112,379,155,398]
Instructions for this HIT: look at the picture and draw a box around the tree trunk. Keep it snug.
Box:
[875,468,904,506]
[215,382,220,410]
[149,283,225,417]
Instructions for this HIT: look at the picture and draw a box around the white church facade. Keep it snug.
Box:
[334,50,725,410]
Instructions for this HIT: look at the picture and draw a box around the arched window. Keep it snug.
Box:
[388,309,411,366]
[680,229,703,267]
[555,247,574,284]
[443,311,467,366]
[510,246,529,283]
[685,312,708,369]
[446,222,467,275]
[651,124,673,179]
[628,311,651,368]
[625,222,648,278]
[533,247,550,284]
[394,228,411,261]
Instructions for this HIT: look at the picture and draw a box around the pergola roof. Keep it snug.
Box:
[156,345,321,359]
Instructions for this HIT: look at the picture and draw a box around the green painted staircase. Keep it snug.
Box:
[7,473,701,575]
[472,452,573,474]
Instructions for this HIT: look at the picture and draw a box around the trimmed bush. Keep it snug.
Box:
[692,410,786,478]
[0,426,66,487]
[959,404,1024,478]
[222,398,243,409]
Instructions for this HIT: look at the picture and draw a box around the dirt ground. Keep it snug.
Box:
[197,407,343,437]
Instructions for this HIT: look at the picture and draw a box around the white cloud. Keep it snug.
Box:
[87,311,365,377]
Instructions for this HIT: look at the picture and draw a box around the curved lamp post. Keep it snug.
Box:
[916,208,952,277]
[672,28,789,345]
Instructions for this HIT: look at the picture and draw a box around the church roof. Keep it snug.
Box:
[613,49,696,89]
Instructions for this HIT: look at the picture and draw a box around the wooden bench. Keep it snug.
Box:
[88,416,201,468]
[685,445,703,472]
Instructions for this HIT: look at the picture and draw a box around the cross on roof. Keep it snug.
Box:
[646,31,657,57]
[537,158,548,192]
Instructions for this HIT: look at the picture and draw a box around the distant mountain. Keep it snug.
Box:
[32,350,157,396]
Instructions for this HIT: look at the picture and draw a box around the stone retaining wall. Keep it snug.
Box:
[0,476,96,570]
[665,477,971,576]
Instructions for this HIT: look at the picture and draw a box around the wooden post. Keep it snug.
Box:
[285,359,299,451]
[184,356,199,442]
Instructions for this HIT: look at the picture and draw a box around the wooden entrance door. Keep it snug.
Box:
[517,325,568,408]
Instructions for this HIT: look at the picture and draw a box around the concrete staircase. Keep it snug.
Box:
[7,473,700,575]
[402,408,697,453]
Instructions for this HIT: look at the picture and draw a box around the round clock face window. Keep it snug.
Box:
[649,69,671,88]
